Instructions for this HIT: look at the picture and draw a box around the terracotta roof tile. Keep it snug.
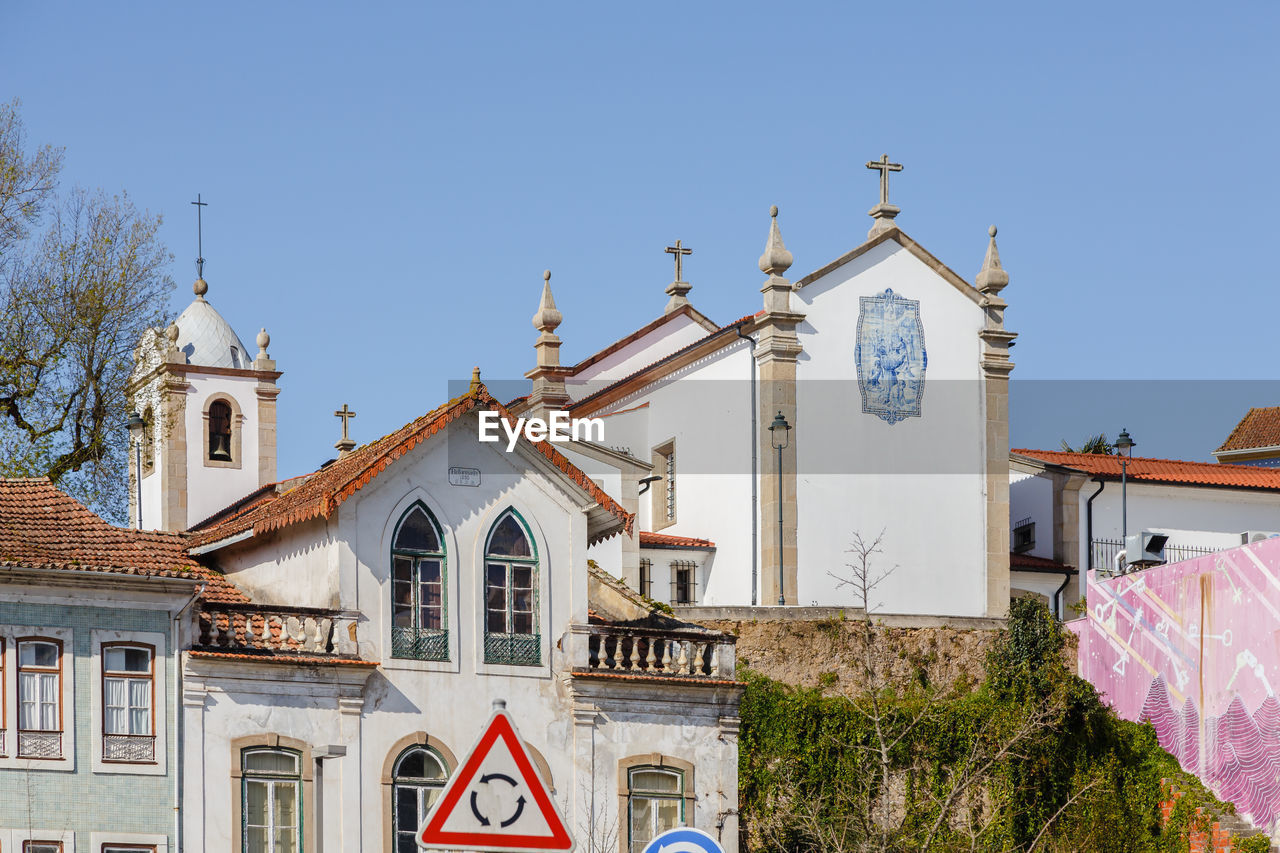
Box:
[1010,552,1073,572]
[189,384,633,548]
[0,478,246,602]
[638,531,716,550]
[1217,407,1280,453]
[572,670,745,687]
[187,649,378,666]
[1013,448,1280,492]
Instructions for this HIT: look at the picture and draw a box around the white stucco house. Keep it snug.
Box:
[1010,448,1280,616]
[123,278,742,853]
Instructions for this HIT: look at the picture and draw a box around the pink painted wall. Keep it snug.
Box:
[1073,536,1280,830]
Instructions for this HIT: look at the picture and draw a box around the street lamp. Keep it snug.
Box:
[1115,428,1135,546]
[769,411,792,606]
[126,410,145,530]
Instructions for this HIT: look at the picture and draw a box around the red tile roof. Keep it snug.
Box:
[1217,407,1280,453]
[189,383,633,548]
[1013,448,1280,492]
[0,478,246,602]
[187,650,378,667]
[1010,552,1073,572]
[639,531,716,550]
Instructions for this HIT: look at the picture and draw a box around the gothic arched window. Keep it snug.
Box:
[483,510,539,666]
[391,504,448,661]
[391,745,449,853]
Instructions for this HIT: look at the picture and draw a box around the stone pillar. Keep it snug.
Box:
[525,270,572,420]
[160,368,190,532]
[976,227,1017,618]
[254,329,280,487]
[755,207,804,606]
[1055,472,1087,609]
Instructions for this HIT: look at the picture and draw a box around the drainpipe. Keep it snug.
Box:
[736,326,759,605]
[1085,478,1106,573]
[173,582,204,853]
[1053,572,1071,619]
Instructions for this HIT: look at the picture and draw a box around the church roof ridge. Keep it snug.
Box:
[187,382,634,550]
[563,303,721,377]
[568,314,758,415]
[792,226,985,307]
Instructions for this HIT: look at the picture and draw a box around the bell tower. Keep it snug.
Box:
[127,216,280,531]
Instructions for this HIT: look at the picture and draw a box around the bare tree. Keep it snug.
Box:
[0,101,173,520]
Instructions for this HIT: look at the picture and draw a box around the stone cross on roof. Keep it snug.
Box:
[865,154,903,206]
[664,239,692,283]
[334,403,357,455]
[864,154,904,238]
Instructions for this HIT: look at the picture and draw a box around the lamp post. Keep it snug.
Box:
[769,411,792,606]
[1115,428,1135,546]
[126,410,145,530]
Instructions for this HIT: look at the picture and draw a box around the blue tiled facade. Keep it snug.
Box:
[0,600,175,848]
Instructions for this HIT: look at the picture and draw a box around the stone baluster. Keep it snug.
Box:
[605,635,617,670]
[628,637,640,671]
[676,641,689,673]
[661,640,672,672]
[645,638,656,670]
[710,642,720,675]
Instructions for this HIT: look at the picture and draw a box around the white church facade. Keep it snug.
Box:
[517,167,1018,618]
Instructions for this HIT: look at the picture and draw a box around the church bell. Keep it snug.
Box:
[210,432,232,462]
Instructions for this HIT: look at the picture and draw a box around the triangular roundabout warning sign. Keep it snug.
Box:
[418,702,574,853]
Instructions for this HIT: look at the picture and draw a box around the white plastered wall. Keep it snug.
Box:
[794,240,988,616]
[1010,471,1055,560]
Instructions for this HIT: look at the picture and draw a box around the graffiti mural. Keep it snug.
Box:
[855,288,926,425]
[1073,537,1280,830]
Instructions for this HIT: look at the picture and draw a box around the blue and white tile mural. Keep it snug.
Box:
[855,288,927,425]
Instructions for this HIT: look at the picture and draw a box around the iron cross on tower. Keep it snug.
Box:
[191,193,208,278]
[865,154,903,205]
[665,239,692,282]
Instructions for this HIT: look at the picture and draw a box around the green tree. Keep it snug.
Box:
[0,99,174,520]
[1059,433,1115,455]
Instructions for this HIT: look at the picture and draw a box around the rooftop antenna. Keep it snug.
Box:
[191,193,208,280]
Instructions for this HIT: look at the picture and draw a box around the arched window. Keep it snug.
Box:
[626,766,686,853]
[391,745,449,853]
[209,399,233,462]
[241,747,302,852]
[391,504,448,661]
[483,510,539,666]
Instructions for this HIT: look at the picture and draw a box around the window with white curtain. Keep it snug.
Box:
[18,639,61,758]
[102,644,154,762]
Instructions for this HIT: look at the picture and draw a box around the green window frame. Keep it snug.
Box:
[627,766,685,853]
[391,745,450,853]
[391,503,449,661]
[483,509,540,666]
[241,747,302,853]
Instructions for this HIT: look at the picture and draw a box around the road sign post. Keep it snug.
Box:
[417,700,574,853]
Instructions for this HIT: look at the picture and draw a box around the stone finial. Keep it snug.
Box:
[469,366,482,392]
[758,205,794,276]
[975,225,1009,295]
[193,278,208,300]
[256,328,270,356]
[165,323,180,347]
[532,270,563,333]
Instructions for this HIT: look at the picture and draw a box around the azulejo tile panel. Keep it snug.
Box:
[855,288,927,425]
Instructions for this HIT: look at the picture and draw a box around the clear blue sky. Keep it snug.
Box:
[5,2,1278,475]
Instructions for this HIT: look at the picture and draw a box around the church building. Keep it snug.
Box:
[522,158,1018,618]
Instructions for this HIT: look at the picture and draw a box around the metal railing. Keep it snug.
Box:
[103,733,155,762]
[18,731,60,758]
[392,627,448,661]
[484,632,541,666]
[1090,538,1224,572]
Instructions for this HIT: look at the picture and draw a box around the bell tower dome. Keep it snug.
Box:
[127,274,281,531]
